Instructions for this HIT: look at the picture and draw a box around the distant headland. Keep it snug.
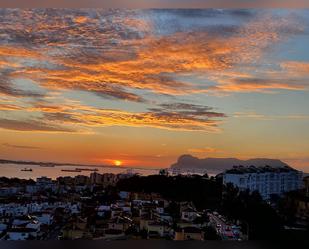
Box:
[170,154,291,172]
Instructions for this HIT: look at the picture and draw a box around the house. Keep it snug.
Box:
[102,173,118,187]
[147,222,168,237]
[156,213,173,224]
[57,176,75,186]
[0,223,8,232]
[0,187,21,197]
[1,204,28,217]
[33,212,54,226]
[111,207,123,218]
[69,203,81,214]
[74,175,90,185]
[26,185,40,194]
[119,191,130,200]
[75,185,88,192]
[97,205,111,217]
[112,201,132,214]
[0,215,11,224]
[28,202,47,213]
[36,177,52,185]
[12,215,36,227]
[6,228,37,240]
[98,205,111,212]
[121,205,131,214]
[36,177,57,192]
[0,188,12,197]
[155,207,164,214]
[181,207,199,222]
[176,220,201,229]
[26,221,41,233]
[107,216,132,232]
[174,227,204,241]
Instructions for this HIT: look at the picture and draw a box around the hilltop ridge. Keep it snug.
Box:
[170,154,290,172]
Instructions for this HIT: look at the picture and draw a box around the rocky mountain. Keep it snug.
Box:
[170,154,290,172]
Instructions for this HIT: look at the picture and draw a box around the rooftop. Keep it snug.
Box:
[8,228,37,233]
[224,165,299,174]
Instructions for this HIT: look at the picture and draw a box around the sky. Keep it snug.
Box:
[0,9,309,171]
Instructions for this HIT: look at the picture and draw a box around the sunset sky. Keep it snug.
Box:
[0,9,309,171]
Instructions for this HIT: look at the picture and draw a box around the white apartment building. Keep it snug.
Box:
[223,166,303,200]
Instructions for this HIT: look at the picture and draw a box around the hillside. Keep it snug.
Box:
[170,154,290,172]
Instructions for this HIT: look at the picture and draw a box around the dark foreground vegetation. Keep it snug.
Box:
[117,174,222,209]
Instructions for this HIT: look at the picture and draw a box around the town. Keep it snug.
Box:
[0,166,308,241]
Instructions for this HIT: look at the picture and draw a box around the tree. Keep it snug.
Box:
[204,226,221,240]
[221,185,284,239]
[116,175,222,210]
[159,169,169,176]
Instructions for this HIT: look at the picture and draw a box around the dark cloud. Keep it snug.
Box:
[149,9,224,18]
[91,87,145,102]
[0,82,45,98]
[2,143,41,149]
[198,24,240,36]
[0,70,45,98]
[0,9,145,48]
[150,103,227,118]
[43,112,82,124]
[151,9,256,19]
[228,9,256,18]
[145,102,226,131]
[0,118,75,132]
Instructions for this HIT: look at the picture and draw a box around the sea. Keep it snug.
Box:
[0,163,159,180]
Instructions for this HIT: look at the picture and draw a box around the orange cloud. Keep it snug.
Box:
[74,16,89,24]
[0,104,23,111]
[1,10,305,101]
[0,9,308,135]
[233,111,309,120]
[41,102,225,132]
[212,79,307,93]
[280,61,309,76]
[0,46,41,58]
[0,100,225,133]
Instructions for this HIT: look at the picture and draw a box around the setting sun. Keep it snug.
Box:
[114,160,122,166]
